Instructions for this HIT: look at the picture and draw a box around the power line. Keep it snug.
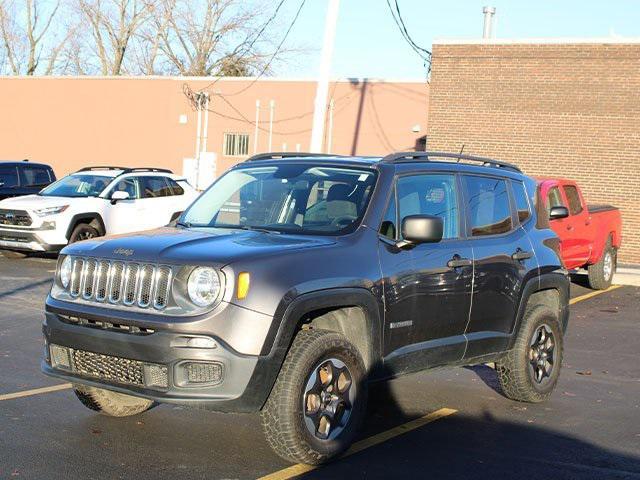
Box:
[385,0,431,72]
[191,0,307,101]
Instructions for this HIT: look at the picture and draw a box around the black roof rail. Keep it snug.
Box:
[381,151,522,173]
[76,166,126,172]
[76,166,173,174]
[121,167,173,174]
[245,152,347,162]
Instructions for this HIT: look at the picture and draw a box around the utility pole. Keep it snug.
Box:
[310,0,340,153]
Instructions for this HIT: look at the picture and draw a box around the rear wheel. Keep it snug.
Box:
[73,385,155,417]
[588,239,616,290]
[496,305,563,403]
[261,329,367,465]
[69,224,100,244]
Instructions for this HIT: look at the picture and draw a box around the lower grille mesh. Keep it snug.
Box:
[72,349,145,386]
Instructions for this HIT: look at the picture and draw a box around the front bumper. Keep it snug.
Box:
[41,299,279,412]
[0,227,65,252]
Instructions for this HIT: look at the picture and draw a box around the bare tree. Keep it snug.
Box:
[0,0,67,75]
[152,0,279,76]
[77,0,154,75]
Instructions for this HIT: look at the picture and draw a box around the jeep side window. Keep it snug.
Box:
[463,175,513,236]
[511,181,532,223]
[379,188,397,240]
[563,185,583,215]
[397,174,459,239]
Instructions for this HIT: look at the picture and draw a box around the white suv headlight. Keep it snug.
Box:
[34,205,69,217]
[187,267,221,307]
[59,255,73,289]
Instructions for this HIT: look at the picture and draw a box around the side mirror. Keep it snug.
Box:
[398,215,444,248]
[549,206,569,220]
[110,190,130,204]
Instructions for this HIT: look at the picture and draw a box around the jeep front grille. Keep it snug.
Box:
[66,257,173,310]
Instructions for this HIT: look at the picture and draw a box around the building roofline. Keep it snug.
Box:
[433,37,640,45]
[0,75,427,84]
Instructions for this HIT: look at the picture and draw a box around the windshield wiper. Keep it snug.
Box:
[234,225,281,234]
[176,221,192,228]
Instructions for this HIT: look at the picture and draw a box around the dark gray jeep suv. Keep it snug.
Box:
[42,152,569,464]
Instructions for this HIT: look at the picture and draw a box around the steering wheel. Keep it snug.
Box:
[330,215,357,228]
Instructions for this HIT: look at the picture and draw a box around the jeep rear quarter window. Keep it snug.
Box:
[463,175,513,236]
[511,181,532,223]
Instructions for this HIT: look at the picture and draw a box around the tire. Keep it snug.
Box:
[588,238,616,290]
[69,223,100,244]
[261,329,367,465]
[0,249,27,259]
[496,305,563,403]
[73,385,155,417]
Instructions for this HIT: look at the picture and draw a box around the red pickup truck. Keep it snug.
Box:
[539,178,622,289]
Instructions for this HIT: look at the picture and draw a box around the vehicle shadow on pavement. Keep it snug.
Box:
[303,381,640,480]
[463,364,503,395]
[0,278,52,300]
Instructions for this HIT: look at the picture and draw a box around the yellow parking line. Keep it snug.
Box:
[570,285,621,305]
[0,383,72,401]
[257,407,457,480]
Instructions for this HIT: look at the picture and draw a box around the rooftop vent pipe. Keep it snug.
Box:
[482,6,496,39]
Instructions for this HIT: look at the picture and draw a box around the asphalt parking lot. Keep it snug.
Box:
[1,255,639,480]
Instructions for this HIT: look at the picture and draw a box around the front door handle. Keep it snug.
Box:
[447,256,472,269]
[512,249,533,261]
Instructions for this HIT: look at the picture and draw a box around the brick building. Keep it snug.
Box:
[427,38,640,265]
[0,76,428,177]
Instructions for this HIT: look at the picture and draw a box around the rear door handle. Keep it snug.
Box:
[447,256,472,269]
[512,249,533,261]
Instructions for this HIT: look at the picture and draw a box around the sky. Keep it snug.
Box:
[276,0,640,79]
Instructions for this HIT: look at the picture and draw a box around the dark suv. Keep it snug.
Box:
[42,152,569,464]
[0,160,55,200]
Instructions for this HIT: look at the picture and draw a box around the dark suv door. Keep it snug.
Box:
[378,172,473,374]
[460,175,536,358]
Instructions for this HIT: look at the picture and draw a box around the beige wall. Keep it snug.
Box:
[427,40,640,264]
[0,76,428,177]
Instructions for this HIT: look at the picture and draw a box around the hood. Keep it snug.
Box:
[0,194,71,210]
[61,227,337,265]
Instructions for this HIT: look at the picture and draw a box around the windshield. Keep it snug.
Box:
[181,164,377,234]
[39,174,112,197]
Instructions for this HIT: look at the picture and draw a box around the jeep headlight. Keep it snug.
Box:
[187,267,221,307]
[59,255,72,289]
[34,205,69,217]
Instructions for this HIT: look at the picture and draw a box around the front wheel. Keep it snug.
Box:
[69,223,100,244]
[261,329,367,465]
[73,385,155,417]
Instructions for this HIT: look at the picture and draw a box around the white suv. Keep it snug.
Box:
[0,166,198,253]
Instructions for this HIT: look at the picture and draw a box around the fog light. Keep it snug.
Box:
[50,344,71,370]
[143,364,168,388]
[184,362,223,385]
